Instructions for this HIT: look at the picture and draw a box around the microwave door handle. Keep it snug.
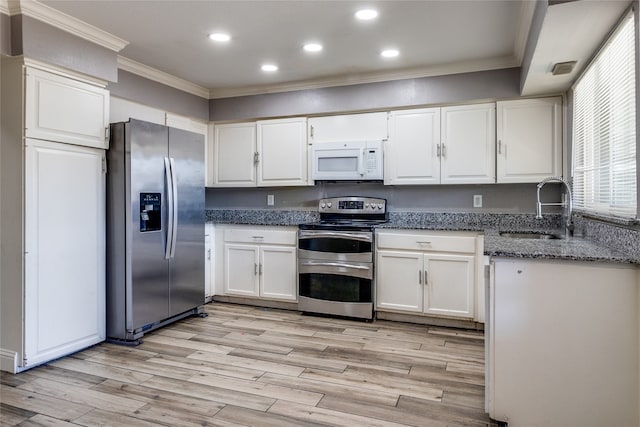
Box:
[358,148,365,176]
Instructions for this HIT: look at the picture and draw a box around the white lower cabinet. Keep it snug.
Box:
[376,230,478,320]
[220,226,298,301]
[489,259,638,426]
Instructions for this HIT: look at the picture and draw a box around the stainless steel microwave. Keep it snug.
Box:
[311,140,383,181]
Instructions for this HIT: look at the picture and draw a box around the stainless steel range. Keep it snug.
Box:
[298,196,387,320]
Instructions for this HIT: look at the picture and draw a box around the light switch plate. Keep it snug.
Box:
[473,194,482,208]
[267,194,275,206]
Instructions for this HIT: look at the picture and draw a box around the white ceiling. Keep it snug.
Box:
[37,0,533,98]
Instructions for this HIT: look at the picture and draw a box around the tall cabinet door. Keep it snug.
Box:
[423,254,474,318]
[385,108,441,185]
[24,139,105,368]
[441,103,496,184]
[169,127,205,316]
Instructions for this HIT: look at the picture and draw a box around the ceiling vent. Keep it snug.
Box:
[551,61,577,75]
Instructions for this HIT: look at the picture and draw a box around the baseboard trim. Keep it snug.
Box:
[0,348,19,374]
[211,295,299,311]
[376,311,484,331]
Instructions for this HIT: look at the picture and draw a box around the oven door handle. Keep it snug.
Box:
[300,261,370,271]
[298,231,372,242]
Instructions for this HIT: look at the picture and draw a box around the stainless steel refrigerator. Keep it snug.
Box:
[106,119,205,343]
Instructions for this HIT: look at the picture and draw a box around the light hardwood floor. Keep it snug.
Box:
[1,303,495,426]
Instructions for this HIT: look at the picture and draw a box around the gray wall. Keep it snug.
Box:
[108,70,209,121]
[210,68,521,121]
[0,13,10,55]
[206,183,562,214]
[18,16,117,82]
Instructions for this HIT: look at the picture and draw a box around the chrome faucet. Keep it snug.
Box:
[536,176,574,237]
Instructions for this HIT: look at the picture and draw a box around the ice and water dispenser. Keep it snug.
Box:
[140,192,161,232]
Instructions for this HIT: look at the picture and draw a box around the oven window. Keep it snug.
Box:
[299,238,371,254]
[299,273,372,303]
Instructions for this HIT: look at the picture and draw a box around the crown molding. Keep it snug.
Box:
[14,0,128,51]
[208,55,520,99]
[117,56,210,99]
[0,0,19,15]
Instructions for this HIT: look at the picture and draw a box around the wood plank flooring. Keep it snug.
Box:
[1,303,496,426]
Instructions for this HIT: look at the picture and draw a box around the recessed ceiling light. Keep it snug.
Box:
[355,9,378,20]
[261,64,278,72]
[381,49,399,58]
[303,43,323,52]
[208,33,231,42]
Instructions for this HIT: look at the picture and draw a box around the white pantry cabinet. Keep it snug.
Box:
[211,118,309,187]
[24,140,106,368]
[0,58,107,373]
[25,66,109,149]
[496,97,562,183]
[308,112,388,142]
[488,258,638,426]
[219,226,298,301]
[376,230,479,319]
[385,103,495,185]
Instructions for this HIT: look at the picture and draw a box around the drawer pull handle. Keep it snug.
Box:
[252,236,264,239]
[417,241,432,245]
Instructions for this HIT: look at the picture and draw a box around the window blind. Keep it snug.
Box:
[572,11,636,219]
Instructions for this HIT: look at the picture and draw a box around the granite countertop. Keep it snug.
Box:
[482,229,636,264]
[206,209,639,265]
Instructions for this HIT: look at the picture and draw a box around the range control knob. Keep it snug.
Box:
[320,202,326,209]
[377,203,383,210]
[327,202,332,208]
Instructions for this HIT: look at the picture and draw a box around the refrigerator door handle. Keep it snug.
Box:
[164,157,174,259]
[169,157,178,258]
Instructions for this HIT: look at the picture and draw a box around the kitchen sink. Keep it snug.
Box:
[499,232,563,240]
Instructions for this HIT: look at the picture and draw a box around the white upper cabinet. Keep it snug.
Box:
[496,97,562,183]
[25,67,109,149]
[212,122,257,187]
[257,117,309,186]
[385,108,441,185]
[212,119,309,187]
[386,104,495,185]
[440,103,495,184]
[308,112,388,142]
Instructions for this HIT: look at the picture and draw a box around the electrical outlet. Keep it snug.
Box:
[473,194,483,208]
[267,194,275,206]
